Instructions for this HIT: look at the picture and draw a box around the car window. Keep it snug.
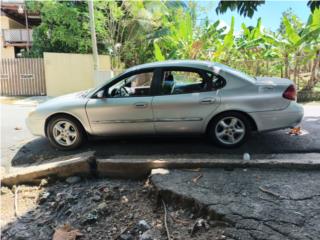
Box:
[210,73,226,90]
[108,72,153,97]
[160,70,207,95]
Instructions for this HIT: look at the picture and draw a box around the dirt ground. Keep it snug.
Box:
[1,177,226,240]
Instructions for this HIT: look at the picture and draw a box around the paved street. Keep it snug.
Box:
[1,99,320,170]
[151,168,320,240]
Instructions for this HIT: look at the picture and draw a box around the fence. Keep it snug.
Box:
[2,29,33,44]
[1,58,46,96]
[298,91,320,102]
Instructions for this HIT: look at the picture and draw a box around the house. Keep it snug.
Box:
[1,0,40,58]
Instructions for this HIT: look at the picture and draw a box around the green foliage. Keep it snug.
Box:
[308,0,320,12]
[216,0,319,17]
[216,0,265,18]
[27,0,178,67]
[28,0,92,56]
[153,42,165,61]
[278,8,303,35]
[27,0,320,90]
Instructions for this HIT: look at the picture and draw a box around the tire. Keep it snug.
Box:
[46,115,85,150]
[208,112,251,148]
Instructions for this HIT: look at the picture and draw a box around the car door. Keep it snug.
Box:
[86,69,157,136]
[152,67,221,133]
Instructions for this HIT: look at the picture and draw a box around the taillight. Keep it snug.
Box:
[283,85,296,101]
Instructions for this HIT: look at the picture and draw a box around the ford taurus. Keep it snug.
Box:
[26,60,304,150]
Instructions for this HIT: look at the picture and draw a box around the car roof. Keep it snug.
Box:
[124,60,218,73]
[122,60,256,84]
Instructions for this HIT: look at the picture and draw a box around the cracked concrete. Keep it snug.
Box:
[151,168,320,240]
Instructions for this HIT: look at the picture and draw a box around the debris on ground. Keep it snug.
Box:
[52,224,83,240]
[243,152,251,161]
[140,228,162,240]
[192,173,203,183]
[288,126,302,135]
[1,178,224,240]
[65,176,81,184]
[190,218,209,236]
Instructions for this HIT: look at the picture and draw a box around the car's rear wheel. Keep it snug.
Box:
[47,116,85,150]
[208,112,251,148]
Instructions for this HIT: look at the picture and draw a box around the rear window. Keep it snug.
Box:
[213,63,256,83]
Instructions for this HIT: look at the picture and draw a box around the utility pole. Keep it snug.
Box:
[88,0,99,71]
[18,5,29,53]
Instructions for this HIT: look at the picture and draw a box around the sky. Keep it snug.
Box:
[197,0,312,32]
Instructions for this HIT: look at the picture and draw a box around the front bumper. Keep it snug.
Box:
[249,102,304,132]
[26,111,46,136]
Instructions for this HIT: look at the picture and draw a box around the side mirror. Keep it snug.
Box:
[96,90,105,99]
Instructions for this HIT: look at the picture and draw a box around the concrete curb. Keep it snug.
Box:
[96,157,320,179]
[2,154,320,186]
[1,151,95,186]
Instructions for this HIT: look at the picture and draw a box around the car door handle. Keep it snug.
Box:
[261,86,274,90]
[134,102,148,108]
[200,98,216,104]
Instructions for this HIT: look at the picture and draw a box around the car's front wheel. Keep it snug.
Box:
[208,112,251,148]
[47,116,85,150]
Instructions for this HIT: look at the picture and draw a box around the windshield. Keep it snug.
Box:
[85,71,125,97]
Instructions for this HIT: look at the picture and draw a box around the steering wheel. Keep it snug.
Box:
[119,86,129,97]
[170,82,176,94]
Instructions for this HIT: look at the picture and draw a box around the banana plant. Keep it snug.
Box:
[210,16,235,62]
[153,9,201,60]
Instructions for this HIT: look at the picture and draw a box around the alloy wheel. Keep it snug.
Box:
[52,120,78,146]
[215,116,246,145]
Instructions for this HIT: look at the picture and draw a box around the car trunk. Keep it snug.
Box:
[254,77,294,111]
[255,77,293,86]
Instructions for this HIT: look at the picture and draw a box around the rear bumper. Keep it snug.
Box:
[249,102,304,132]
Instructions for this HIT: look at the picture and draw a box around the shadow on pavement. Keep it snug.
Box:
[10,116,320,167]
[11,135,246,166]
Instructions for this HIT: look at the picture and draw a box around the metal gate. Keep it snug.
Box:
[1,58,46,96]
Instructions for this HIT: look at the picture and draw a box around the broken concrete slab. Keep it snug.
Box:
[96,154,320,179]
[1,151,95,186]
[151,168,320,240]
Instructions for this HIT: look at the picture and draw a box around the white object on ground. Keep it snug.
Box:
[243,153,251,161]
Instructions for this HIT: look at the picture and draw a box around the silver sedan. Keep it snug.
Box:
[26,60,304,150]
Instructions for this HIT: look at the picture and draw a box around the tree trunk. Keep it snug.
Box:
[284,53,289,78]
[293,54,299,85]
[302,50,320,91]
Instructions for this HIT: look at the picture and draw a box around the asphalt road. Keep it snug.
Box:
[1,100,320,170]
[152,168,320,240]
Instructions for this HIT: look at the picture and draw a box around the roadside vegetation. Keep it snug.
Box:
[26,1,320,94]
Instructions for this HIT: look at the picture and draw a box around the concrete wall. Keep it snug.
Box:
[1,15,25,58]
[1,15,25,29]
[1,46,15,58]
[44,52,112,96]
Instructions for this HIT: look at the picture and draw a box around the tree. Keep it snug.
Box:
[153,5,228,61]
[216,0,265,18]
[27,1,93,56]
[216,0,319,18]
[278,8,303,35]
[27,0,186,67]
[263,8,320,85]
